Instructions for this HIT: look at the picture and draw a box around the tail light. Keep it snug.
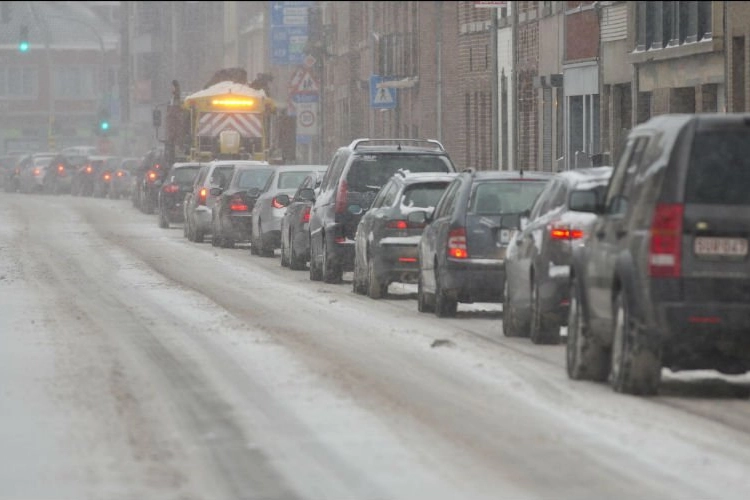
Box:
[103,173,111,181]
[549,224,584,240]
[271,196,285,209]
[85,165,92,174]
[230,194,248,211]
[147,171,157,182]
[116,171,124,178]
[163,183,179,194]
[154,164,161,170]
[334,180,348,214]
[387,220,408,230]
[447,227,468,259]
[301,206,311,223]
[33,168,41,176]
[648,203,683,277]
[198,187,208,205]
[57,164,65,173]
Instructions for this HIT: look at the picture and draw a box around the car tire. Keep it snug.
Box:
[417,271,434,313]
[258,222,275,257]
[309,235,323,281]
[566,276,610,382]
[366,256,386,299]
[158,209,169,229]
[193,224,205,243]
[529,279,560,345]
[289,233,306,271]
[280,234,290,267]
[322,237,342,284]
[502,279,525,337]
[434,268,457,318]
[610,291,662,396]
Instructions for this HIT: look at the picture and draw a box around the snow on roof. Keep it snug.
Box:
[184,81,267,102]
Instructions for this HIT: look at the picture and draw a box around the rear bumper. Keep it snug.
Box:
[377,242,420,284]
[442,258,504,302]
[225,213,253,242]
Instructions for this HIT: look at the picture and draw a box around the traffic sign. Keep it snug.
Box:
[270,1,313,66]
[370,75,397,109]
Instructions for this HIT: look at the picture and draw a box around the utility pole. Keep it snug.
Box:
[491,6,499,169]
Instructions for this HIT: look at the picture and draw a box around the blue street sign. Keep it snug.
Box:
[270,1,313,66]
[292,93,319,104]
[370,75,397,109]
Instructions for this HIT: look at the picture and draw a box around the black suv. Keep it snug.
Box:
[567,113,750,396]
[308,138,457,283]
[412,170,552,317]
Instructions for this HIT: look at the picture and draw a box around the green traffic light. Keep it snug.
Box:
[18,41,29,52]
[100,121,109,131]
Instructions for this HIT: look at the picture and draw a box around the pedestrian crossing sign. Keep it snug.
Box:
[370,75,397,109]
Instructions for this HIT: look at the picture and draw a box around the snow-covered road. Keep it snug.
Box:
[1,193,750,500]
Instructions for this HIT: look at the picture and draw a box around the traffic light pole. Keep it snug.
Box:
[28,2,55,150]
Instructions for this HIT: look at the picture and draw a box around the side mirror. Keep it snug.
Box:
[297,187,315,202]
[209,187,222,196]
[275,193,291,207]
[407,210,429,226]
[569,190,599,213]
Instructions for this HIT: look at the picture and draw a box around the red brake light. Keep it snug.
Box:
[147,171,157,181]
[334,180,348,214]
[33,168,40,176]
[271,196,285,209]
[387,220,408,230]
[85,165,92,173]
[163,183,179,193]
[302,206,311,223]
[649,203,683,277]
[230,195,248,211]
[103,173,111,181]
[57,164,64,173]
[116,171,124,177]
[549,224,584,240]
[198,187,208,205]
[154,164,161,170]
[447,227,468,259]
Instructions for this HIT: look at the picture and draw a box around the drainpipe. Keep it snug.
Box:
[491,6,498,169]
[436,1,443,143]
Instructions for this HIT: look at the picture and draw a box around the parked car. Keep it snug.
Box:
[250,164,329,256]
[567,113,750,396]
[109,157,141,199]
[210,162,276,248]
[16,153,57,194]
[184,160,265,243]
[503,166,613,344]
[157,162,203,228]
[279,169,328,270]
[308,138,457,283]
[413,170,553,317]
[40,154,77,195]
[352,171,457,299]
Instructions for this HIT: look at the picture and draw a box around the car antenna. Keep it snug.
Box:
[397,142,402,151]
[520,168,524,178]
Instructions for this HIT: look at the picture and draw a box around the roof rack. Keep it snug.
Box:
[348,138,447,152]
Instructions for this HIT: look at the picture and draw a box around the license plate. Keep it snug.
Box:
[694,237,748,257]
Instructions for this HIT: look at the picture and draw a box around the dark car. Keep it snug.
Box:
[503,166,613,344]
[40,154,78,195]
[413,170,552,317]
[250,164,329,257]
[279,170,327,270]
[352,170,457,299]
[132,150,166,213]
[308,138,457,284]
[157,162,203,228]
[90,156,121,198]
[210,162,275,248]
[71,157,104,197]
[567,113,750,396]
[109,157,141,199]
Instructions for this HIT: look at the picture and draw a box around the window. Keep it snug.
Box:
[1,66,38,98]
[434,180,461,219]
[686,131,750,205]
[54,67,97,99]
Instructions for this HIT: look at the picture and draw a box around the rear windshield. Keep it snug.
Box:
[686,131,750,205]
[237,168,274,189]
[470,180,548,215]
[347,154,453,192]
[401,182,451,210]
[172,167,200,185]
[279,170,316,190]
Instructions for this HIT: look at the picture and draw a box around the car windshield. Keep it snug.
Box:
[348,154,453,191]
[237,168,274,189]
[172,167,200,185]
[470,180,548,214]
[685,131,750,205]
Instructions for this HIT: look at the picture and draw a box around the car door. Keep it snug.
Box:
[586,136,647,335]
[420,178,462,293]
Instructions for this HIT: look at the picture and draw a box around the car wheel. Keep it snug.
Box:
[366,255,386,299]
[159,209,169,229]
[280,232,289,267]
[289,232,306,271]
[566,276,610,381]
[193,223,205,243]
[610,291,662,396]
[434,268,457,318]
[529,279,560,345]
[322,237,342,284]
[417,271,434,313]
[309,235,323,281]
[502,279,524,337]
[258,222,274,257]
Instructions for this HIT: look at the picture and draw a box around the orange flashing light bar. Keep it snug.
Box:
[211,98,256,107]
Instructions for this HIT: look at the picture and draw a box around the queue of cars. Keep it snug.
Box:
[6,112,748,399]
